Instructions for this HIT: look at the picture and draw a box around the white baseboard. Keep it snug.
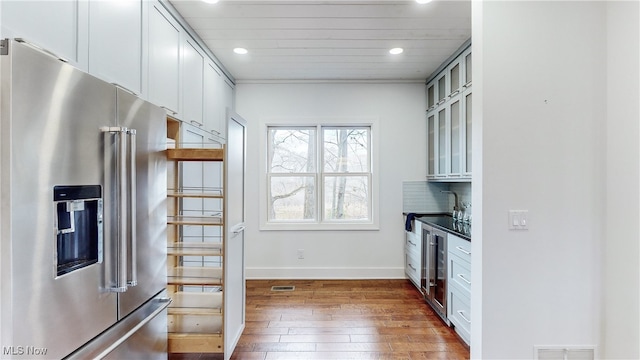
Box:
[246,267,406,279]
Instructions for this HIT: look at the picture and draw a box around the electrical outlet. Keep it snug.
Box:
[297,249,304,259]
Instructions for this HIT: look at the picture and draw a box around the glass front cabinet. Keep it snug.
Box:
[426,43,472,181]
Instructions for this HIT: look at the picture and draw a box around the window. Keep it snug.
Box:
[265,124,375,229]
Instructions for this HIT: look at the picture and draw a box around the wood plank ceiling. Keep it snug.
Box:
[169,0,471,82]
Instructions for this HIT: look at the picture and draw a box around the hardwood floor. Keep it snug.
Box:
[169,279,470,360]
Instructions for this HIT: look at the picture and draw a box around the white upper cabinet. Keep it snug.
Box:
[450,96,462,176]
[1,0,235,128]
[426,43,471,181]
[88,1,142,95]
[463,49,472,88]
[181,36,204,126]
[148,1,181,116]
[426,83,436,111]
[449,59,462,98]
[204,61,225,139]
[463,89,472,176]
[436,72,447,105]
[1,1,88,69]
[223,79,235,120]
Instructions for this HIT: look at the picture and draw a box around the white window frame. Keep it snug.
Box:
[260,117,380,231]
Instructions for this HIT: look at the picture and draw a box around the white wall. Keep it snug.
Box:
[474,1,604,358]
[236,82,426,279]
[603,1,640,358]
[473,1,639,359]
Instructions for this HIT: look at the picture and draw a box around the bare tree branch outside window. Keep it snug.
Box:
[267,126,371,223]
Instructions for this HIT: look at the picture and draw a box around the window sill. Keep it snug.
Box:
[260,222,380,231]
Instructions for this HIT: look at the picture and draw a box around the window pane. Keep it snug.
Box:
[269,176,316,220]
[268,128,316,173]
[323,128,369,172]
[323,176,369,220]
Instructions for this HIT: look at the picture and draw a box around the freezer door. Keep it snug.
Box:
[114,88,167,319]
[64,293,171,360]
[0,40,118,359]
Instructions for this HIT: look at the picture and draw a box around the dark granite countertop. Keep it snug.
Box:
[404,212,471,241]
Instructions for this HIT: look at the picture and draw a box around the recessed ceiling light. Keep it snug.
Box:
[389,48,404,55]
[202,0,220,4]
[233,48,248,55]
[416,0,432,4]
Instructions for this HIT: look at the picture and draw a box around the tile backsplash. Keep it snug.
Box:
[402,181,472,215]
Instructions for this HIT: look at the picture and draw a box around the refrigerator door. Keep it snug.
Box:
[0,40,118,358]
[115,88,167,319]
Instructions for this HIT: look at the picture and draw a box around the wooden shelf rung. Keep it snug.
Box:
[168,215,223,226]
[167,266,222,286]
[167,242,223,256]
[166,148,224,161]
[169,291,223,309]
[168,314,222,334]
[168,307,223,316]
[168,333,223,354]
[168,190,223,199]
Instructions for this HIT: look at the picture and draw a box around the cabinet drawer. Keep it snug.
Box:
[405,231,421,257]
[449,253,471,295]
[448,288,471,345]
[404,250,421,286]
[449,234,471,263]
[405,217,422,236]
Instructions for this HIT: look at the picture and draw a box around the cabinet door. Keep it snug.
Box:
[426,82,436,111]
[427,112,436,177]
[436,73,447,105]
[463,89,472,176]
[224,113,247,359]
[88,0,142,95]
[223,78,235,116]
[1,1,86,67]
[449,60,462,98]
[437,107,447,176]
[449,96,462,177]
[204,62,225,138]
[148,2,180,115]
[182,36,204,126]
[463,49,472,87]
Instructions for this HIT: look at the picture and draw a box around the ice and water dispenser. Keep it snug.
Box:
[54,185,103,277]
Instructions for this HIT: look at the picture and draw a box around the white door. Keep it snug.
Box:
[224,111,246,359]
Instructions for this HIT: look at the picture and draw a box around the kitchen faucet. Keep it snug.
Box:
[441,190,461,212]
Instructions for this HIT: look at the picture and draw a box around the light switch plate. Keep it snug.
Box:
[508,210,529,230]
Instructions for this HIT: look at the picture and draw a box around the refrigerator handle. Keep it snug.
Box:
[127,129,137,287]
[101,126,128,293]
[117,127,129,292]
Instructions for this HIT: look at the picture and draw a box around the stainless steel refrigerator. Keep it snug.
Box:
[0,39,169,359]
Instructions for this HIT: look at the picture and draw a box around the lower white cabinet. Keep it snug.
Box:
[405,251,421,288]
[448,285,471,344]
[448,234,471,345]
[404,217,422,290]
